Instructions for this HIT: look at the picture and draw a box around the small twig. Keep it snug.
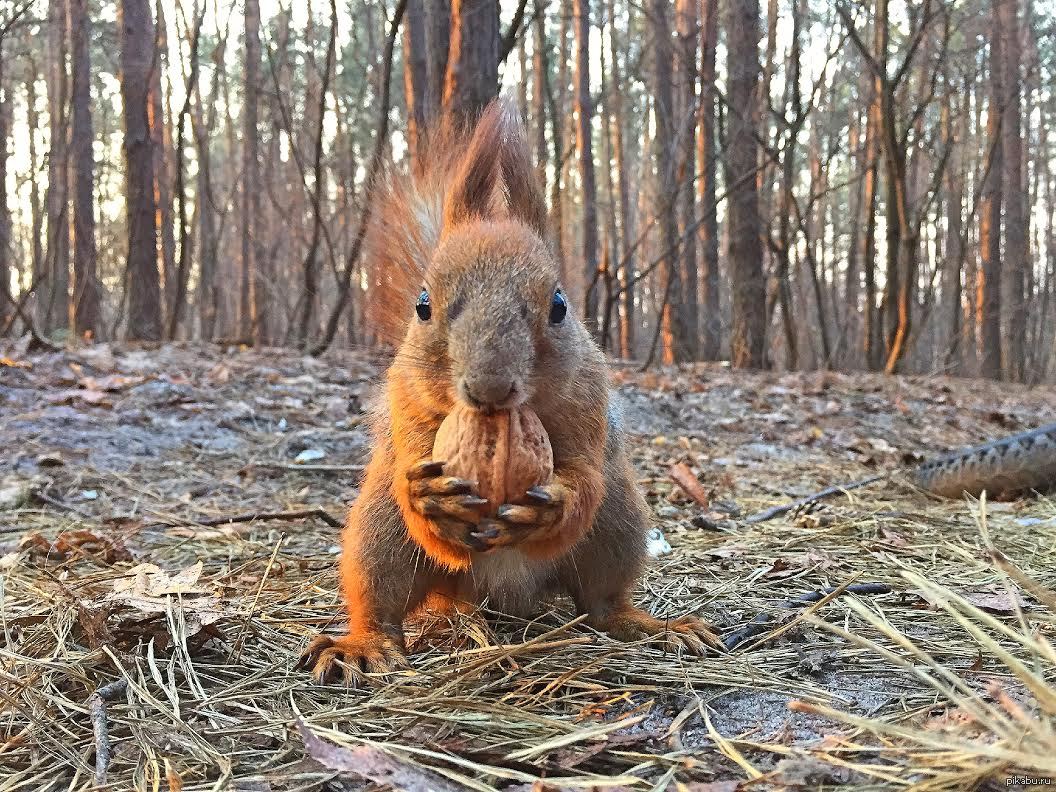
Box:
[249,462,365,474]
[32,489,95,520]
[722,582,892,651]
[745,474,888,523]
[152,508,343,530]
[231,533,286,661]
[89,679,128,786]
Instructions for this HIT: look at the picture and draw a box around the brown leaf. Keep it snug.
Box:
[297,720,465,792]
[963,588,1028,615]
[669,463,710,508]
[49,388,112,408]
[79,373,145,392]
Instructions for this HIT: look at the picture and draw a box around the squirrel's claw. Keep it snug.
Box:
[407,460,447,480]
[297,634,408,685]
[410,475,476,498]
[421,496,489,525]
[406,459,491,552]
[467,483,568,551]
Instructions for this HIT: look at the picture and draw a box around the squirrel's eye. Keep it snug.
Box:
[549,289,567,324]
[415,290,431,322]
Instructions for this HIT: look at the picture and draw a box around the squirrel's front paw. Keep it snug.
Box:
[407,460,490,549]
[470,483,567,551]
[296,633,408,684]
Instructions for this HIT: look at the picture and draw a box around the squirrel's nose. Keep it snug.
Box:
[461,374,517,410]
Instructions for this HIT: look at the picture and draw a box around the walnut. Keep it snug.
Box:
[433,404,554,513]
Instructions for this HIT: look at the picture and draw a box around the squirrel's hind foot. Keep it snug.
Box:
[297,633,408,684]
[592,605,720,656]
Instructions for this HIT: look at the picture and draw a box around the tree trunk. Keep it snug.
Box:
[573,0,599,334]
[652,0,687,364]
[425,0,449,119]
[675,0,699,359]
[999,0,1026,381]
[44,0,70,332]
[69,0,99,339]
[242,0,262,344]
[442,0,498,127]
[725,0,766,368]
[533,9,548,187]
[698,0,720,360]
[26,56,44,315]
[608,0,635,358]
[403,0,430,163]
[120,0,161,341]
[0,53,9,328]
[941,99,964,374]
[148,0,175,330]
[979,2,1004,380]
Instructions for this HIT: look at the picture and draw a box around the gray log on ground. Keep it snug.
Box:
[913,422,1056,499]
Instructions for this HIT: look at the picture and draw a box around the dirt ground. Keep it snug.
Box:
[2,342,1055,790]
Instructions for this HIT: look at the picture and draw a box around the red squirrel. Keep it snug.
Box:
[298,101,715,682]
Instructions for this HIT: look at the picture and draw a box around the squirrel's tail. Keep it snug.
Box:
[364,99,550,348]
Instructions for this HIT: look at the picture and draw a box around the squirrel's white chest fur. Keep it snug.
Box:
[468,549,557,615]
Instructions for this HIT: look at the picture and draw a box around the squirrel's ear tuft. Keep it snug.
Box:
[499,110,549,237]
[442,103,505,230]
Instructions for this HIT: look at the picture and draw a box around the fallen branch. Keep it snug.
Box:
[153,508,343,530]
[89,679,128,786]
[249,462,364,474]
[722,582,892,651]
[744,473,887,523]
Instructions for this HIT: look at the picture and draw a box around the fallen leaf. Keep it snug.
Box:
[294,449,326,464]
[297,720,464,792]
[679,782,741,792]
[79,373,146,392]
[49,388,112,407]
[112,561,207,597]
[0,477,34,509]
[963,588,1028,615]
[704,543,747,559]
[669,463,710,507]
[23,529,133,564]
[773,756,850,786]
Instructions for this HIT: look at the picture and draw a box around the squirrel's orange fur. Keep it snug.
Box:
[298,102,716,683]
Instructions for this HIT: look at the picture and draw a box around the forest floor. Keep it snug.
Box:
[2,340,1055,791]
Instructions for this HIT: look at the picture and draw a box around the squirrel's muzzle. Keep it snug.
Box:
[459,372,521,412]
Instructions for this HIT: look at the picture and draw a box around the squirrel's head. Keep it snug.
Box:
[390,102,590,414]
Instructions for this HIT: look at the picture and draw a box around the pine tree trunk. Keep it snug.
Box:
[44,0,70,331]
[120,0,161,341]
[425,0,449,119]
[675,0,699,359]
[0,53,9,328]
[532,10,547,190]
[442,0,498,127]
[979,2,1004,380]
[69,0,99,339]
[652,0,687,364]
[999,0,1026,381]
[151,0,175,327]
[26,58,44,311]
[608,0,635,358]
[725,0,766,368]
[573,0,599,333]
[403,0,430,163]
[242,0,262,344]
[698,0,720,360]
[941,99,964,374]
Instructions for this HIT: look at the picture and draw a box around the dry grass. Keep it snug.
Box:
[2,344,1055,790]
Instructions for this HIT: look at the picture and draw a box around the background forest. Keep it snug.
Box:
[0,0,1054,382]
